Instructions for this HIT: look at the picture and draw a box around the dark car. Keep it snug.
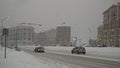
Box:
[71,46,86,55]
[34,46,45,53]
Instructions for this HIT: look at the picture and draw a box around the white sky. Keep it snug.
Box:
[0,0,120,42]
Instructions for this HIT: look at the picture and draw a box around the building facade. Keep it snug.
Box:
[33,33,39,45]
[97,3,120,47]
[8,25,34,45]
[45,29,56,46]
[38,31,47,46]
[38,26,71,46]
[56,26,71,46]
[97,25,104,46]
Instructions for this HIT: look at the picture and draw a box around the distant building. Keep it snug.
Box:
[45,29,56,46]
[97,3,120,47]
[8,25,34,45]
[56,26,71,46]
[33,33,39,45]
[38,31,47,46]
[97,25,104,46]
[38,26,71,46]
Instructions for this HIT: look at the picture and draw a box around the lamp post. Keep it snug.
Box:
[0,16,9,59]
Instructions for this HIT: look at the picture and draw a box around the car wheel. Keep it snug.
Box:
[77,52,80,54]
[71,51,74,54]
[83,52,86,55]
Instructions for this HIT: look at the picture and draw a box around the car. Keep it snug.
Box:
[71,46,86,55]
[34,46,45,53]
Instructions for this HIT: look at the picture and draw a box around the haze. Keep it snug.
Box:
[0,0,120,43]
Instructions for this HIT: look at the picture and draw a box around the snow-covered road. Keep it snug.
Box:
[0,47,81,68]
[21,46,120,61]
[20,46,120,68]
[45,46,120,61]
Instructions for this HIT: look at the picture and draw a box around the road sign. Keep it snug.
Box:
[2,28,8,36]
[72,37,77,42]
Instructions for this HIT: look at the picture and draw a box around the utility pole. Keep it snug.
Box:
[0,16,9,59]
[3,28,8,59]
[0,16,9,47]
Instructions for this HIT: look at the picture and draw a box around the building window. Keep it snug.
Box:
[28,37,31,40]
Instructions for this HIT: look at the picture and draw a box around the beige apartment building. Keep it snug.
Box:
[98,3,120,47]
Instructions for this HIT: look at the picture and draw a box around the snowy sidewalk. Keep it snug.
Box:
[0,47,80,68]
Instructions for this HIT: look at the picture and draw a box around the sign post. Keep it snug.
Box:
[3,28,8,59]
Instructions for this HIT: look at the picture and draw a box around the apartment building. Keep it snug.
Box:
[98,3,120,47]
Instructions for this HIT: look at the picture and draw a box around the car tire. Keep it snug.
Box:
[83,52,86,55]
[77,52,80,54]
[71,51,74,54]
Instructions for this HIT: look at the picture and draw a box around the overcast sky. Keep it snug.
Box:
[0,0,120,43]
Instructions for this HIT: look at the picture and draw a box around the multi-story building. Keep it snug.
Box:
[97,25,104,46]
[8,25,34,45]
[56,26,71,46]
[38,26,71,46]
[33,33,39,45]
[45,29,56,46]
[38,31,47,45]
[97,3,120,47]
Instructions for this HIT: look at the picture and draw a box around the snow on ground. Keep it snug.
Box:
[86,47,120,59]
[20,45,120,62]
[45,46,120,61]
[0,47,81,68]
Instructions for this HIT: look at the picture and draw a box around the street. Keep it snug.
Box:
[21,47,120,68]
